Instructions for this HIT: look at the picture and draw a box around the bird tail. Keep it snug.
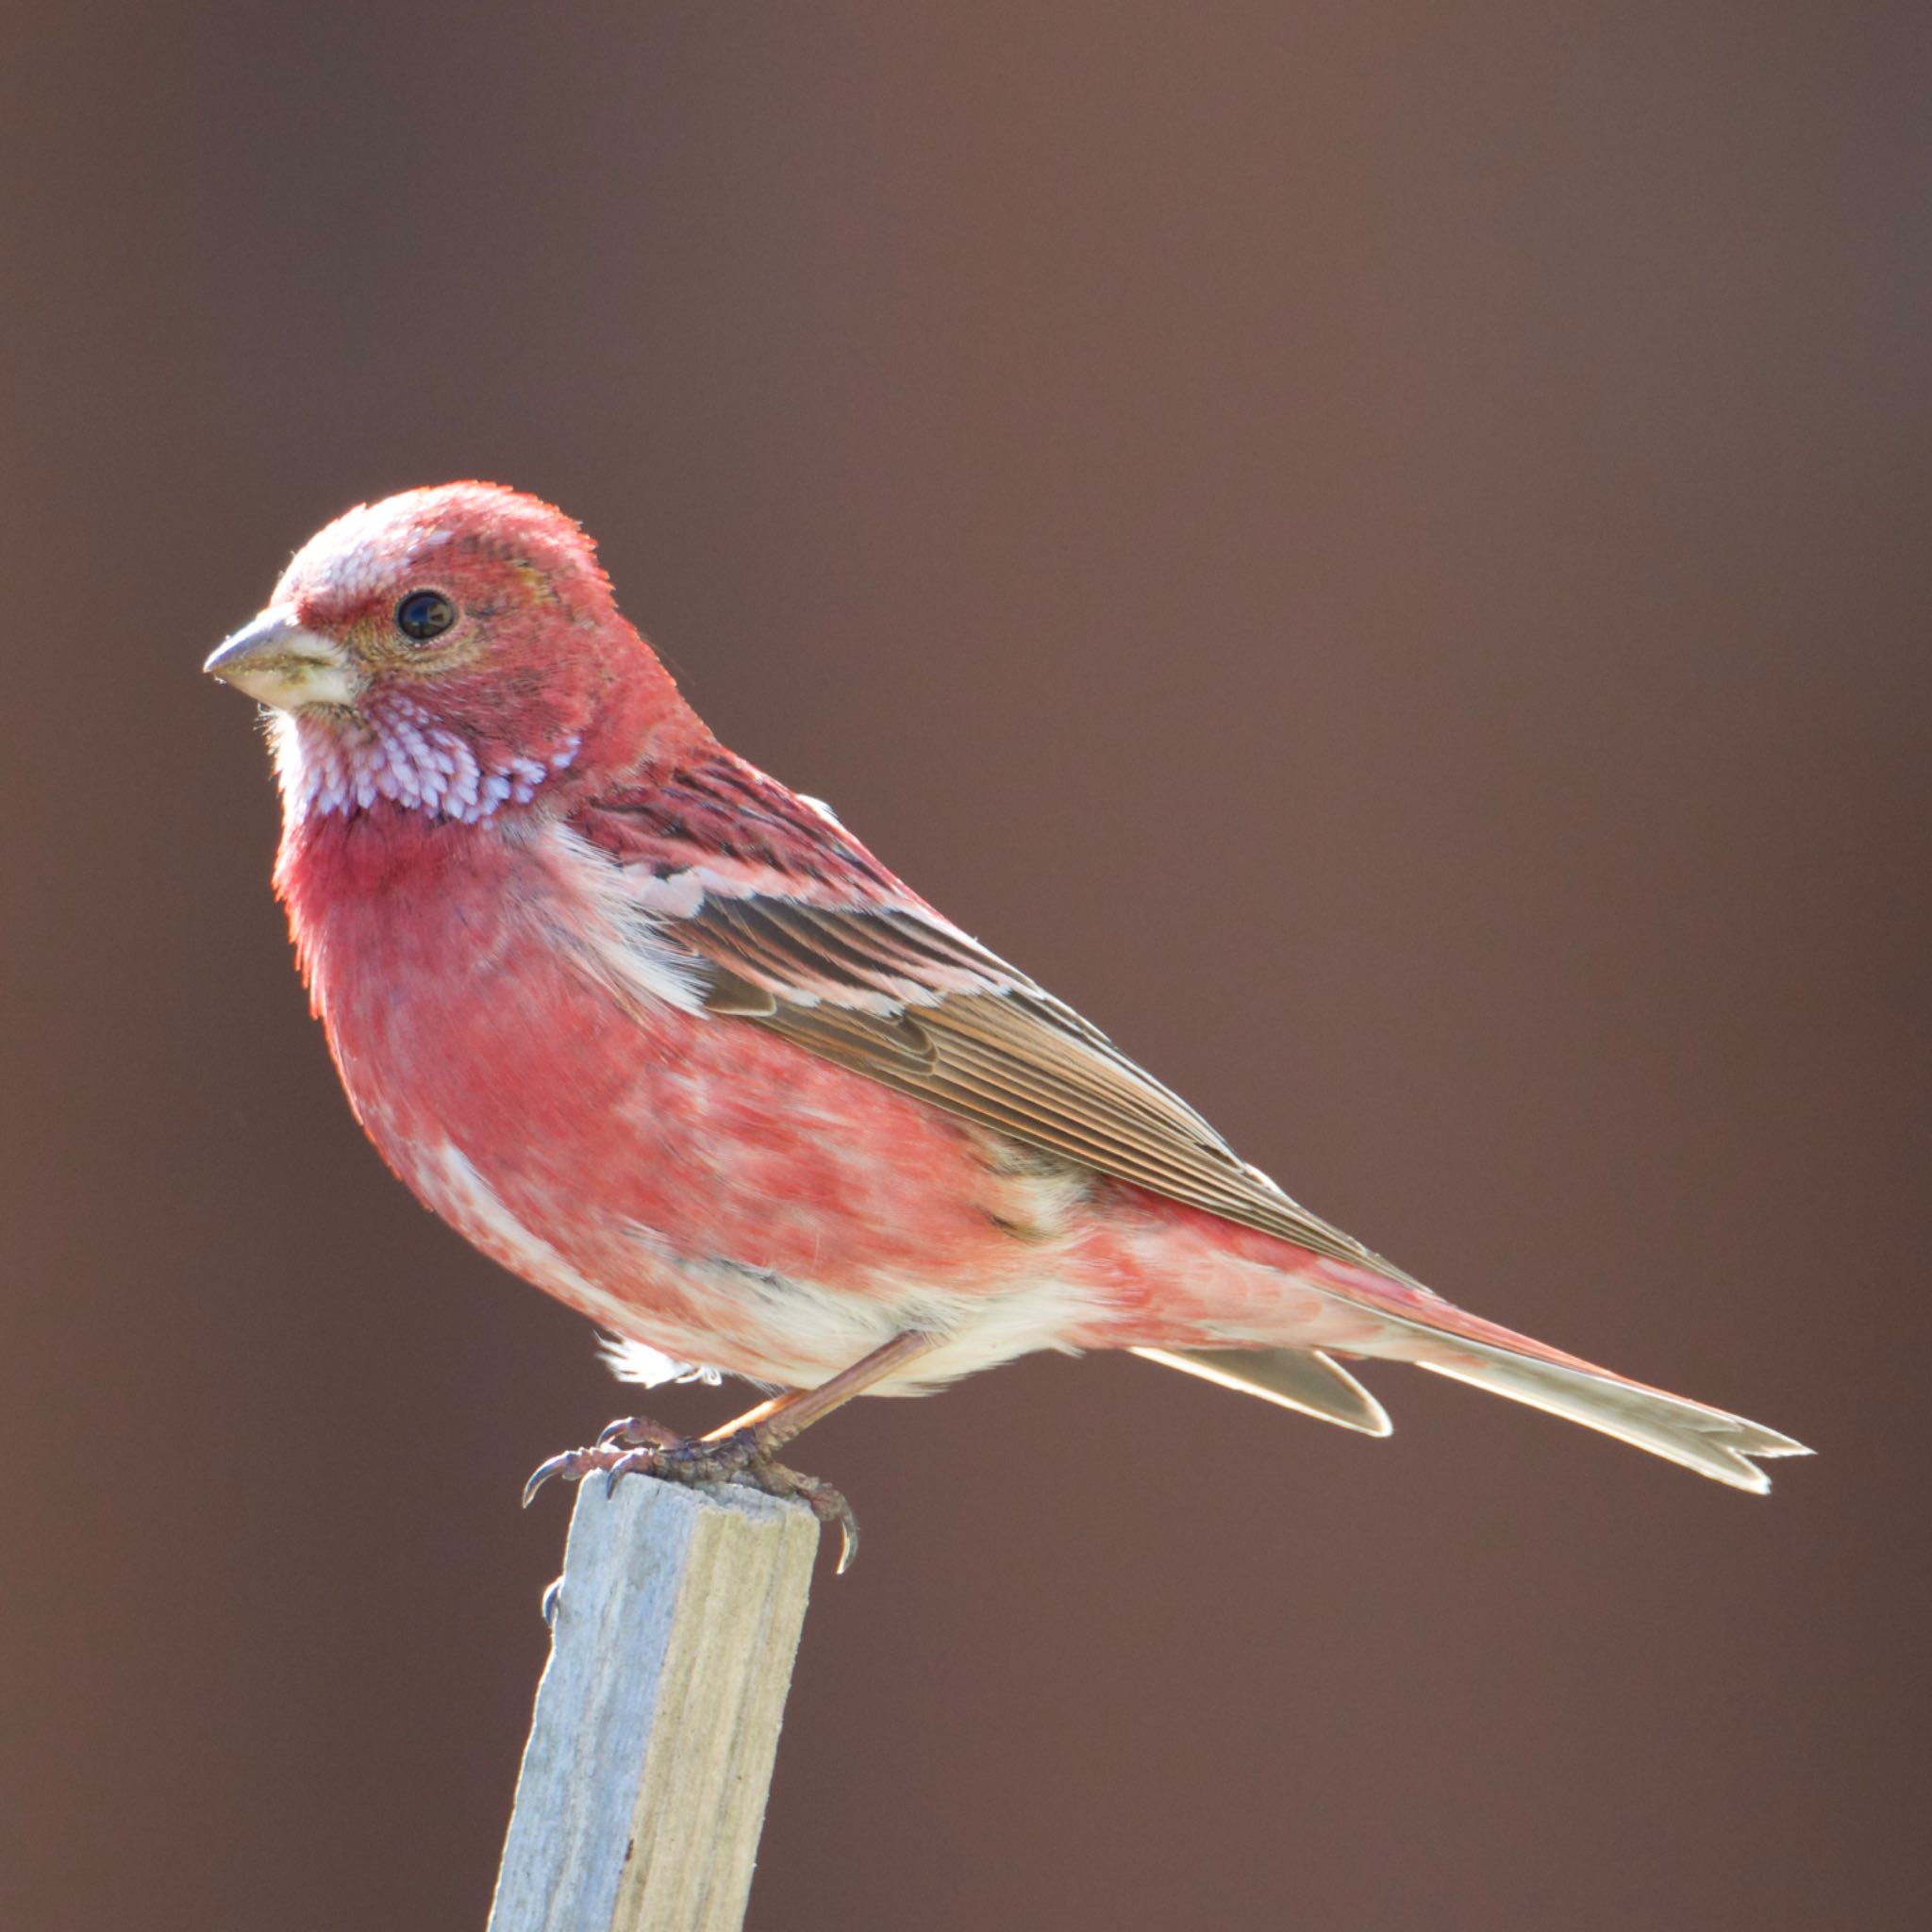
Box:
[1132,1345,1392,1435]
[1136,1301,1808,1491]
[1390,1324,1808,1491]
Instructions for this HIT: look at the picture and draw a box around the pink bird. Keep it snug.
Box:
[206,482,1807,1562]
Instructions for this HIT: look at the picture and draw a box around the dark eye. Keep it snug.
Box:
[395,590,457,642]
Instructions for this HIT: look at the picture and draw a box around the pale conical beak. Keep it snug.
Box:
[203,608,359,711]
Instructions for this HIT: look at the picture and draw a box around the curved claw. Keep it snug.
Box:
[522,1450,582,1509]
[602,1447,662,1498]
[760,1466,860,1574]
[595,1414,680,1451]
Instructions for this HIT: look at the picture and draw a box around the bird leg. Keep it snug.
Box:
[521,1330,940,1572]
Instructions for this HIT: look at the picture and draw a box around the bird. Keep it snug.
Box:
[205,481,1807,1563]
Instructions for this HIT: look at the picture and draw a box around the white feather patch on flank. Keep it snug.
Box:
[886,1277,1093,1391]
[416,1134,1097,1396]
[646,1245,1095,1394]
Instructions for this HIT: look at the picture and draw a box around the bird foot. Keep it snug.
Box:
[522,1414,862,1572]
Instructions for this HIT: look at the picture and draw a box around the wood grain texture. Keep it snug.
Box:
[489,1480,819,1932]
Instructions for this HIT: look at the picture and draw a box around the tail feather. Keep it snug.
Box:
[1133,1345,1392,1436]
[1405,1334,1808,1492]
[1133,1312,1808,1491]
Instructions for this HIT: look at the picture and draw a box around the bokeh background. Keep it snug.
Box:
[3,5,1926,1927]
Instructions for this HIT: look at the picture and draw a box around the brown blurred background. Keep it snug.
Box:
[2,4,1926,1927]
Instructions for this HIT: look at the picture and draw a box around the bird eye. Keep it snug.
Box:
[395,590,457,642]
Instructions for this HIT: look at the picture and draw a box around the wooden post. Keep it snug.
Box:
[488,1477,820,1932]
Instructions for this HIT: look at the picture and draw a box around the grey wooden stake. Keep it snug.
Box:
[488,1478,820,1932]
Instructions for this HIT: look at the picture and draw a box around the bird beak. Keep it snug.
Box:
[203,608,359,711]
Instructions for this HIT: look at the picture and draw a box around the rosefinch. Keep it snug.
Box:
[206,482,1807,1558]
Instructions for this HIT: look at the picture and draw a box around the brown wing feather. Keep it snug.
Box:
[667,894,1406,1277]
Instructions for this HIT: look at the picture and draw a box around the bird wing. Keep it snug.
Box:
[570,755,1408,1279]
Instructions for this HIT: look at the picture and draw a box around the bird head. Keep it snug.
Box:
[206,482,704,824]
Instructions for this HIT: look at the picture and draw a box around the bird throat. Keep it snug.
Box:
[271,696,581,826]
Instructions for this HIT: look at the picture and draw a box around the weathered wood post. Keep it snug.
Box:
[488,1478,820,1932]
